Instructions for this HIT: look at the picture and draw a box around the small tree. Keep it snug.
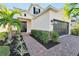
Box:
[0,5,21,43]
[0,5,28,56]
[64,3,79,35]
[64,3,79,19]
[71,21,79,35]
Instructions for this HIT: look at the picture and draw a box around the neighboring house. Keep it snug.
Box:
[0,4,71,35]
[71,17,77,29]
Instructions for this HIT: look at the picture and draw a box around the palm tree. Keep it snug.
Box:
[64,3,79,19]
[0,4,21,42]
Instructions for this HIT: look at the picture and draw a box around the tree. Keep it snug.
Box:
[0,4,21,43]
[64,3,79,19]
[64,3,79,35]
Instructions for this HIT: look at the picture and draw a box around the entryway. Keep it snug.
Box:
[19,17,31,34]
[21,21,27,32]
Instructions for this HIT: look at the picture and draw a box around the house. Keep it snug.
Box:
[18,4,71,35]
[0,4,71,35]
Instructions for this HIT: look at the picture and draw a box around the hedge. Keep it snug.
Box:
[0,46,10,56]
[31,30,59,44]
[31,30,49,44]
[71,21,79,36]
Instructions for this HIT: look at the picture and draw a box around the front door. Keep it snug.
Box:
[21,22,27,32]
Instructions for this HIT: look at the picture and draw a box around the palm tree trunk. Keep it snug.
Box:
[8,32,12,40]
[8,24,13,41]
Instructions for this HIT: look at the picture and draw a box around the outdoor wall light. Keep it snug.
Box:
[51,20,53,25]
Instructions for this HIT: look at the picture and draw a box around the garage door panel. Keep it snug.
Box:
[53,19,69,36]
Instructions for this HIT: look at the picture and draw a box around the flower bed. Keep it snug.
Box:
[31,30,60,49]
[0,32,30,56]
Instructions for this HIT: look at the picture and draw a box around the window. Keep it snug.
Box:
[24,13,26,16]
[71,19,76,22]
[39,9,40,13]
[33,7,36,14]
[33,7,40,14]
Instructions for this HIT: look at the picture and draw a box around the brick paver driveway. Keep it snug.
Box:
[22,33,79,56]
[44,35,79,56]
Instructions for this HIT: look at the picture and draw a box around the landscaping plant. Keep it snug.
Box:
[31,30,49,44]
[0,32,8,41]
[8,32,29,56]
[0,5,29,56]
[64,3,79,19]
[0,4,21,41]
[64,3,79,35]
[13,33,28,56]
[51,31,59,42]
[71,21,79,36]
[0,46,10,56]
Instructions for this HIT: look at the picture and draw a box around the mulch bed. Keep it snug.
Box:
[30,35,60,49]
[0,36,30,56]
[77,53,79,56]
[10,52,30,56]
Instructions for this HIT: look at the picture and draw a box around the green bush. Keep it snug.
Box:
[71,29,79,36]
[31,30,49,44]
[71,21,79,36]
[13,34,28,56]
[51,31,59,42]
[0,46,10,56]
[0,32,8,41]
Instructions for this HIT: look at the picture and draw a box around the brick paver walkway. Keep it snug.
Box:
[22,33,47,56]
[22,33,79,56]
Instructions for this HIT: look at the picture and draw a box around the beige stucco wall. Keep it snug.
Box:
[21,11,33,19]
[49,9,71,34]
[31,10,50,31]
[27,20,31,33]
[49,9,70,22]
[31,8,71,35]
[48,9,56,31]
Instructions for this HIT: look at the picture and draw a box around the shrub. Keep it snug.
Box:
[71,29,79,36]
[51,31,59,42]
[0,32,8,41]
[31,30,49,44]
[14,34,28,56]
[10,33,28,56]
[0,46,10,56]
[71,21,79,36]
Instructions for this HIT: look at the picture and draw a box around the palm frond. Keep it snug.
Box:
[64,3,79,19]
[10,9,21,18]
[0,4,21,32]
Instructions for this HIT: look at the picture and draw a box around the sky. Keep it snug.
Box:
[0,3,65,10]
